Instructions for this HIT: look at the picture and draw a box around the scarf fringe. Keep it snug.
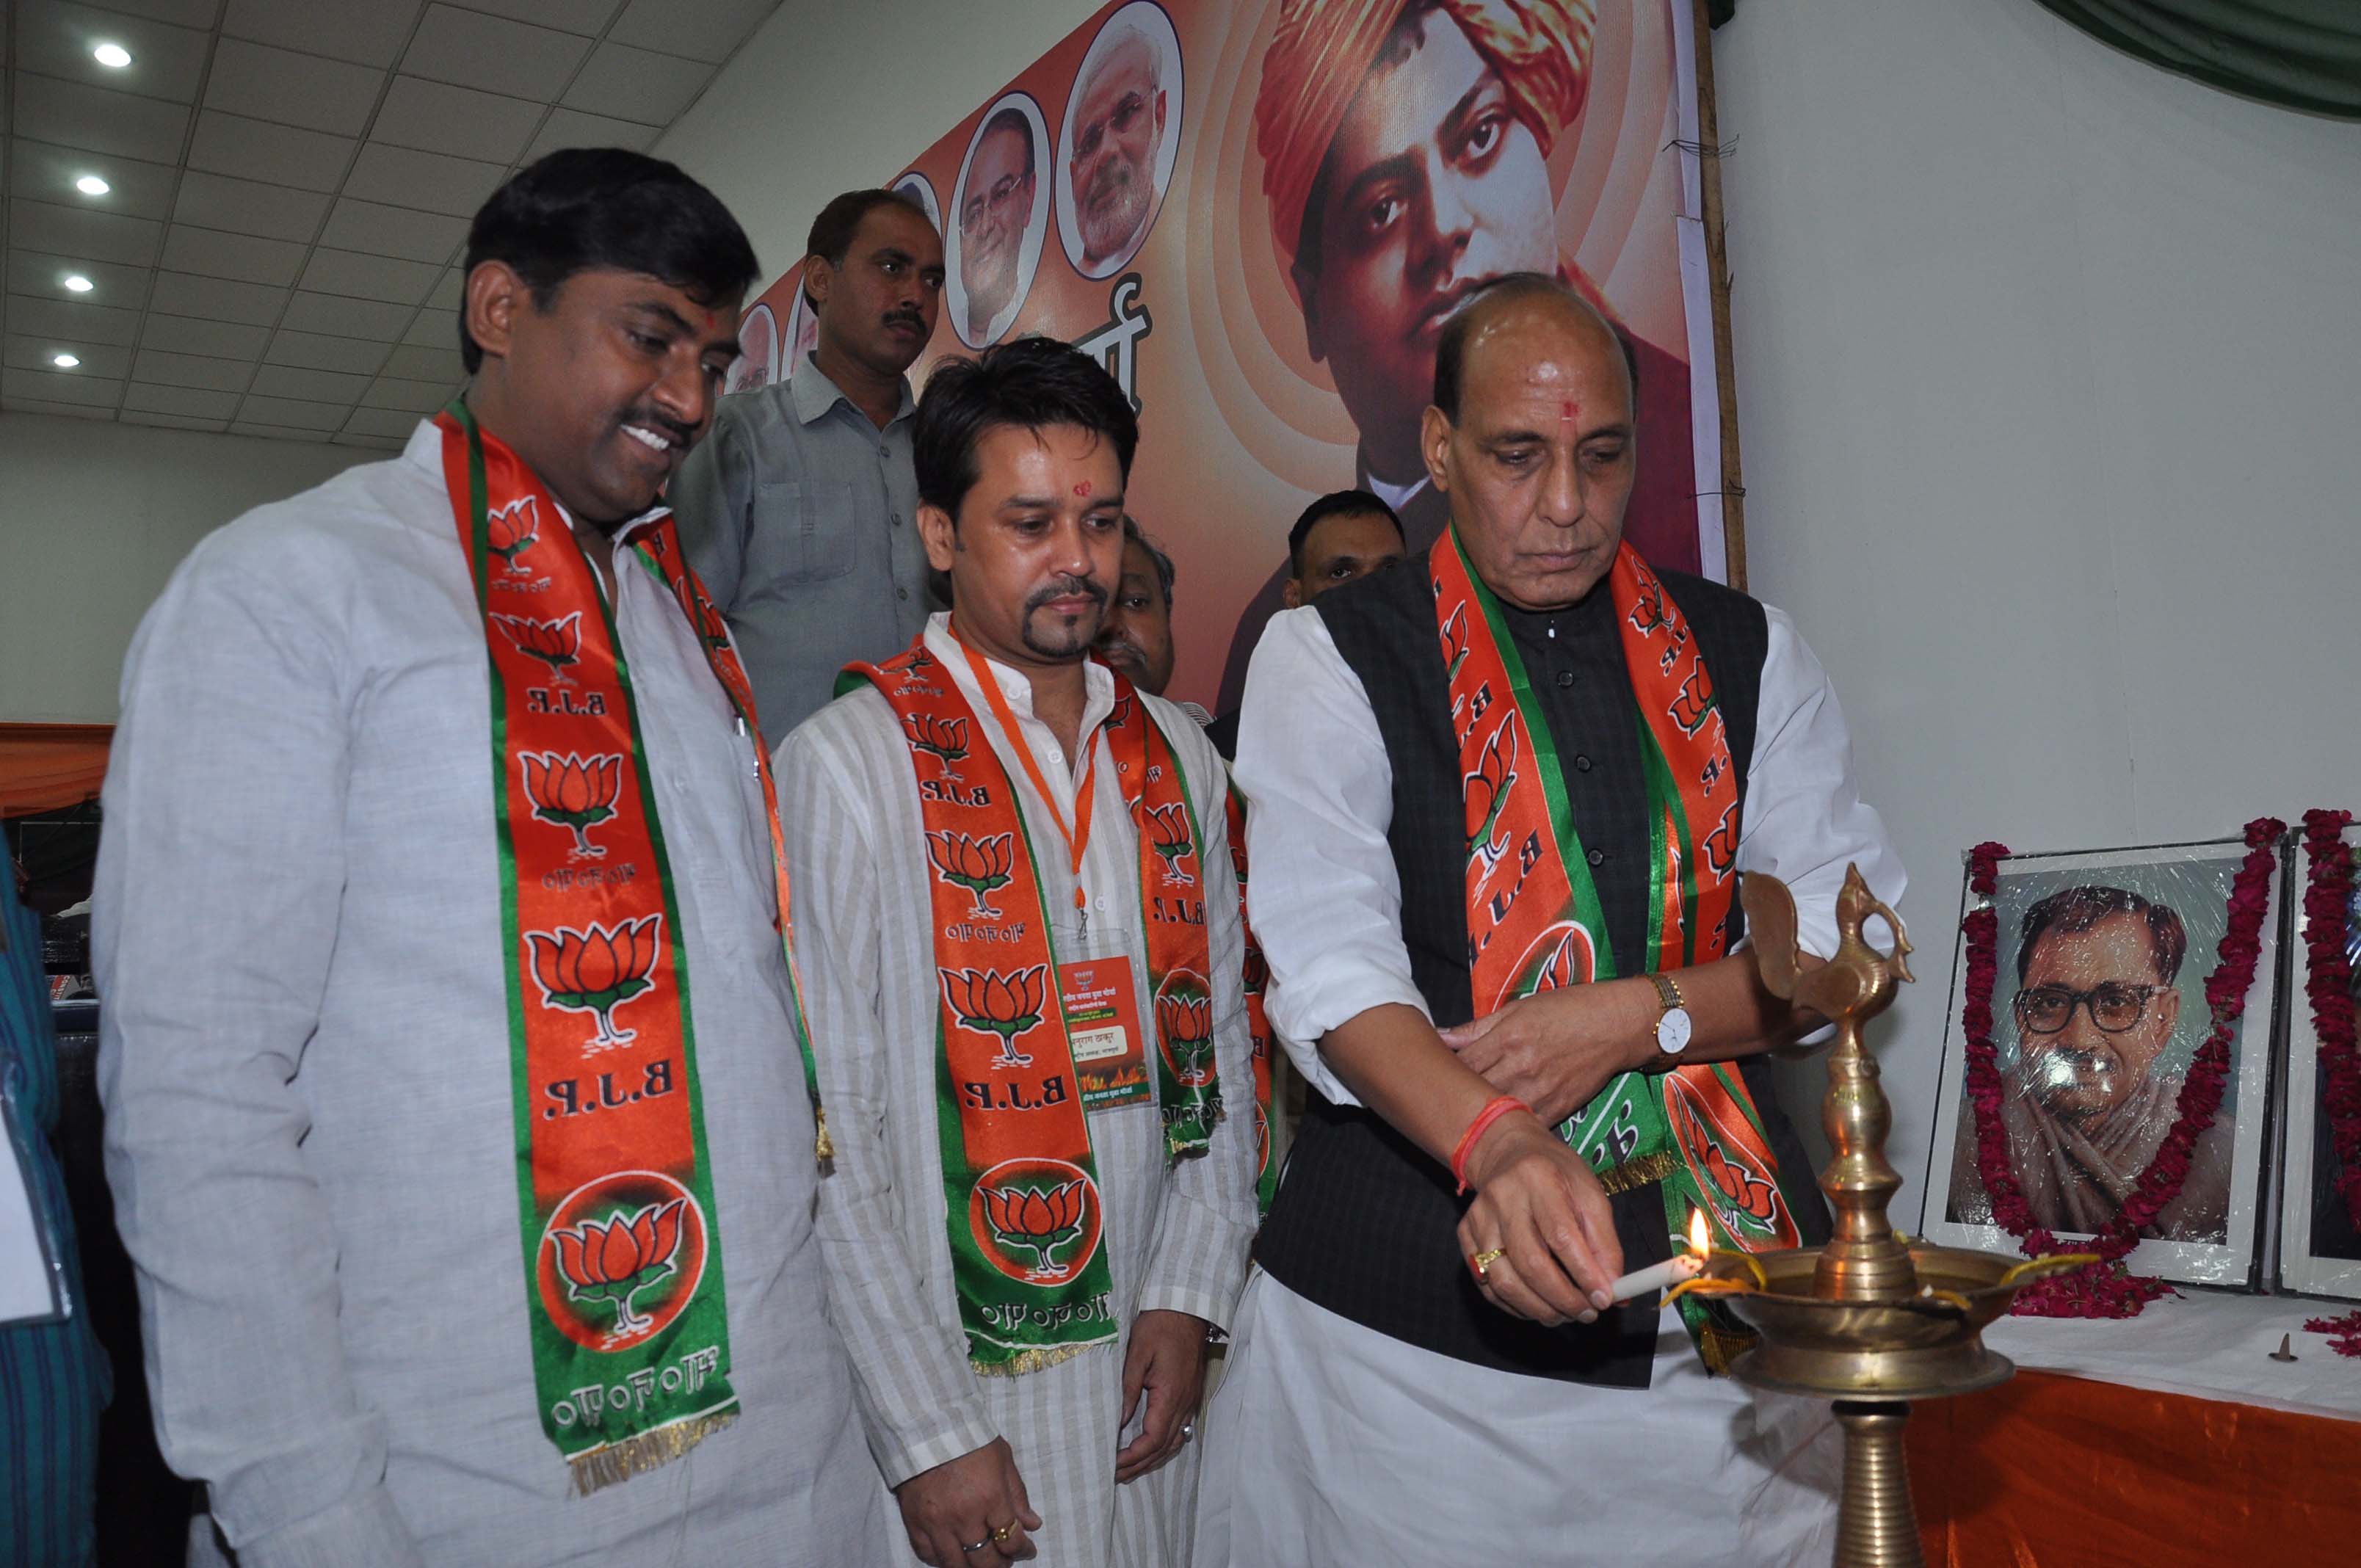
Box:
[569,1408,737,1496]
[971,1340,1098,1379]
[1595,1149,1679,1197]
[1696,1317,1757,1378]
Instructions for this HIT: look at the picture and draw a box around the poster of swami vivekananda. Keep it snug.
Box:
[725,0,1734,711]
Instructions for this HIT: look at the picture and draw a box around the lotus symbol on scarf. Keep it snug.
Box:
[547,1197,684,1340]
[1672,1089,1786,1238]
[1145,802,1197,887]
[1156,976,1215,1088]
[1241,943,1269,996]
[521,751,625,860]
[486,497,540,576]
[926,830,1016,917]
[493,611,583,686]
[981,1180,1089,1280]
[1440,603,1470,684]
[904,714,969,775]
[943,965,1048,1069]
[1520,921,1597,993]
[689,590,732,653]
[1465,718,1520,873]
[527,916,662,1050]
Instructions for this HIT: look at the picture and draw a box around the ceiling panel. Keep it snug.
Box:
[456,0,625,37]
[221,0,426,70]
[562,44,714,126]
[187,112,355,192]
[10,199,163,266]
[203,39,386,139]
[147,269,287,324]
[6,333,132,379]
[10,139,181,220]
[606,0,775,65]
[159,223,307,285]
[2,0,788,429]
[277,290,414,340]
[402,7,591,100]
[370,76,545,165]
[238,393,347,430]
[124,381,241,418]
[265,328,391,374]
[139,313,270,358]
[132,347,253,391]
[6,397,119,419]
[15,1,214,104]
[316,197,467,266]
[12,74,193,164]
[172,170,331,242]
[521,106,656,162]
[8,293,145,346]
[5,366,125,406]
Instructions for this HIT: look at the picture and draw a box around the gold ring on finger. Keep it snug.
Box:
[992,1523,1015,1546]
[1470,1246,1506,1280]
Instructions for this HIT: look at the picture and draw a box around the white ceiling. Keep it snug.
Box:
[1,0,782,449]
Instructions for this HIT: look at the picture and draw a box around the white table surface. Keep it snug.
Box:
[1979,1287,2361,1421]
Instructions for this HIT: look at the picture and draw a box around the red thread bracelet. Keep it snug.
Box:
[1451,1095,1528,1194]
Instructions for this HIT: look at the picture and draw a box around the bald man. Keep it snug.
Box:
[1196,275,1903,1562]
[1216,0,1703,712]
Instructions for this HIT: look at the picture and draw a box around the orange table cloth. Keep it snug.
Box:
[1909,1366,2361,1564]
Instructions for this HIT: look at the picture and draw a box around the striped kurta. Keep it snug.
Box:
[778,615,1258,1568]
[1,873,109,1568]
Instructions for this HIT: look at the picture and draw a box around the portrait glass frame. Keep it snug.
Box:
[1921,837,2282,1290]
[2278,821,2361,1302]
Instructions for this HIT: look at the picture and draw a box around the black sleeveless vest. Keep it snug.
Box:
[1251,557,1830,1385]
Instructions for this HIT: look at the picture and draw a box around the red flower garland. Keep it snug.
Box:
[1959,819,2284,1317]
[2298,809,2361,1358]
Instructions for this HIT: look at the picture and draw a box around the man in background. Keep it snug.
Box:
[671,187,946,738]
[1219,0,1701,710]
[960,109,1040,344]
[1948,885,2235,1243]
[1069,19,1172,272]
[96,150,884,1565]
[1095,517,1180,700]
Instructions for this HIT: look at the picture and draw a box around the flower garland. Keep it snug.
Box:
[1959,819,2284,1317]
[2298,809,2361,1358]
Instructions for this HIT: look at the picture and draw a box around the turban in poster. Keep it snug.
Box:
[1255,0,1599,271]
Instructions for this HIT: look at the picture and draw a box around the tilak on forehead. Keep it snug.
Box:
[1074,480,1094,497]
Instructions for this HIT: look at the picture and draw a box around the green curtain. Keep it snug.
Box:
[2034,1,2361,117]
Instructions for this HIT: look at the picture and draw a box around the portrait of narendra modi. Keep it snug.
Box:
[1057,2,1185,280]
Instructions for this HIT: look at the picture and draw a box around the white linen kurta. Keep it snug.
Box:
[93,421,886,1567]
[1196,600,1904,1566]
[779,614,1258,1567]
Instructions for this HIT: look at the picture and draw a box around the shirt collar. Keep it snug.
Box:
[403,416,665,557]
[791,351,916,429]
[922,611,1116,749]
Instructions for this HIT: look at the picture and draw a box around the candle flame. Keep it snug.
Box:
[1687,1207,1711,1258]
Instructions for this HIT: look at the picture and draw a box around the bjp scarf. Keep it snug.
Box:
[1435,529,1798,1366]
[1227,787,1281,1216]
[439,402,826,1492]
[843,639,1219,1373]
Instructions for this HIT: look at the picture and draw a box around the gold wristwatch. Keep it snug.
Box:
[1649,970,1692,1055]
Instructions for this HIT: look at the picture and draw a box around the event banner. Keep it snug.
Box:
[725,0,1730,711]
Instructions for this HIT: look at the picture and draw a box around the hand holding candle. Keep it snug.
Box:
[1609,1208,1712,1304]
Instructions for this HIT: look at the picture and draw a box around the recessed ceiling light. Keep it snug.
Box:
[53,353,82,369]
[62,275,95,294]
[93,43,133,68]
[76,175,112,197]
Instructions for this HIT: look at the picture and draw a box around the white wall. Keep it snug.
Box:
[0,413,371,722]
[661,0,2361,1225]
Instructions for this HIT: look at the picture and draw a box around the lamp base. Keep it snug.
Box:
[1833,1401,1922,1568]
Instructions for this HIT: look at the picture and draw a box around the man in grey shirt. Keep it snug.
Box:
[95,151,885,1567]
[670,188,948,738]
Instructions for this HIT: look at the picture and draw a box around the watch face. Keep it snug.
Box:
[1656,1008,1694,1055]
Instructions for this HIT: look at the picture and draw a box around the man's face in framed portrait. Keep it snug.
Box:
[2013,910,2183,1122]
[1071,35,1167,269]
[962,120,1036,330]
[1296,5,1558,484]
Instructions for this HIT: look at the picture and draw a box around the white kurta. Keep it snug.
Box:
[778,615,1258,1567]
[1197,600,1904,1564]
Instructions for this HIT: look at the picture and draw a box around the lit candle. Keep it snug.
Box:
[1609,1208,1711,1304]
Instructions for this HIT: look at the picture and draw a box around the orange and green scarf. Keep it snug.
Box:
[844,639,1219,1371]
[1437,531,1799,1360]
[438,403,825,1492]
[1227,787,1280,1216]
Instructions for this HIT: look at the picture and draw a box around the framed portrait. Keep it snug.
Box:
[2280,820,2361,1301]
[1921,838,2284,1288]
[946,91,1053,349]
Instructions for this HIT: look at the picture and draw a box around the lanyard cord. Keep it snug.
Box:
[955,628,1096,912]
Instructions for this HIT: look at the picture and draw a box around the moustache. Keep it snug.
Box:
[1026,575,1108,614]
[884,310,925,332]
[1084,159,1135,211]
